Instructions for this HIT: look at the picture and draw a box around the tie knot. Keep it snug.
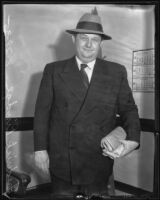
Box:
[81,64,88,70]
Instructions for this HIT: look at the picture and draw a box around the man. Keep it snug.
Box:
[34,8,140,199]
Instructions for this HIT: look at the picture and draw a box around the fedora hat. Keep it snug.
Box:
[66,8,112,40]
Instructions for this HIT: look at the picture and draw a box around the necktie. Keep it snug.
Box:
[80,64,89,89]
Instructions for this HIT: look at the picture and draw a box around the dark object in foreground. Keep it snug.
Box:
[6,168,31,197]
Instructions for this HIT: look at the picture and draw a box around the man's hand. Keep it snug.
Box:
[34,150,49,174]
[101,137,114,152]
[102,140,139,159]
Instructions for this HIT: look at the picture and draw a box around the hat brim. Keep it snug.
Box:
[66,29,112,40]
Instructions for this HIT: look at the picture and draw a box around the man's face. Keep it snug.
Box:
[72,33,102,63]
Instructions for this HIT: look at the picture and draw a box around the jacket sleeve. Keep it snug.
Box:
[34,64,54,151]
[117,66,141,145]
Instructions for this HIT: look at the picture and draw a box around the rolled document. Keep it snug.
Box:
[104,126,127,150]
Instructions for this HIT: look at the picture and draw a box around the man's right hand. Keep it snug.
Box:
[34,150,49,174]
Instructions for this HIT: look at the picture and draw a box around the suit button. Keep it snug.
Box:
[69,146,75,150]
[71,124,76,129]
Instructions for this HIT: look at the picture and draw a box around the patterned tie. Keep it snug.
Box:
[80,64,89,89]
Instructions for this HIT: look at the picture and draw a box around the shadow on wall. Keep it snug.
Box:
[49,32,75,61]
[19,31,75,187]
[19,72,50,186]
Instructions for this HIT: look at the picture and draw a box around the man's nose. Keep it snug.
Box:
[86,39,92,48]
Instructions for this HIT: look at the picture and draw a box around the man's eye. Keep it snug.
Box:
[80,36,88,40]
[92,38,100,43]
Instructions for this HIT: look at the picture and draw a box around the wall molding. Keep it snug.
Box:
[114,181,152,196]
[5,117,155,133]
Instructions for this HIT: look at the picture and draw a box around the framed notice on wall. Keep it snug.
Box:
[132,48,155,92]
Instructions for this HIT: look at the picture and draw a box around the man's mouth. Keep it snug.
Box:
[83,48,94,52]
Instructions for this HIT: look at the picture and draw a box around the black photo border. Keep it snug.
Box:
[1,1,159,200]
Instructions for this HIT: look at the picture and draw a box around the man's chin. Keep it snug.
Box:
[81,58,95,63]
[81,55,96,62]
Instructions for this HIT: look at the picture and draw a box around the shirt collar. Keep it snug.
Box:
[75,56,96,70]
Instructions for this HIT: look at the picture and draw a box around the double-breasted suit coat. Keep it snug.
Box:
[34,56,140,185]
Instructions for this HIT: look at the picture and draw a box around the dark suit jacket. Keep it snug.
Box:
[34,56,140,185]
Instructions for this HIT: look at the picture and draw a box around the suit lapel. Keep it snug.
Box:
[60,56,87,103]
[59,57,111,121]
[85,58,108,102]
[76,58,110,117]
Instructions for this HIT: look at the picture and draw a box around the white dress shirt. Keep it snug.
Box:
[75,56,96,82]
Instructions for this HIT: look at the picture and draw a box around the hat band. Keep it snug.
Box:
[76,21,103,33]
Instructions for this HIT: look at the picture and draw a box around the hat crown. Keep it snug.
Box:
[79,13,102,24]
[76,12,103,33]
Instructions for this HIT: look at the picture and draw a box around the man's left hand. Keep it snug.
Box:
[102,140,139,159]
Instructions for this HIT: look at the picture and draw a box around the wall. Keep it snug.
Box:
[4,4,155,191]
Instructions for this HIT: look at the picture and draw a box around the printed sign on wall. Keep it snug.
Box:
[132,49,154,92]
